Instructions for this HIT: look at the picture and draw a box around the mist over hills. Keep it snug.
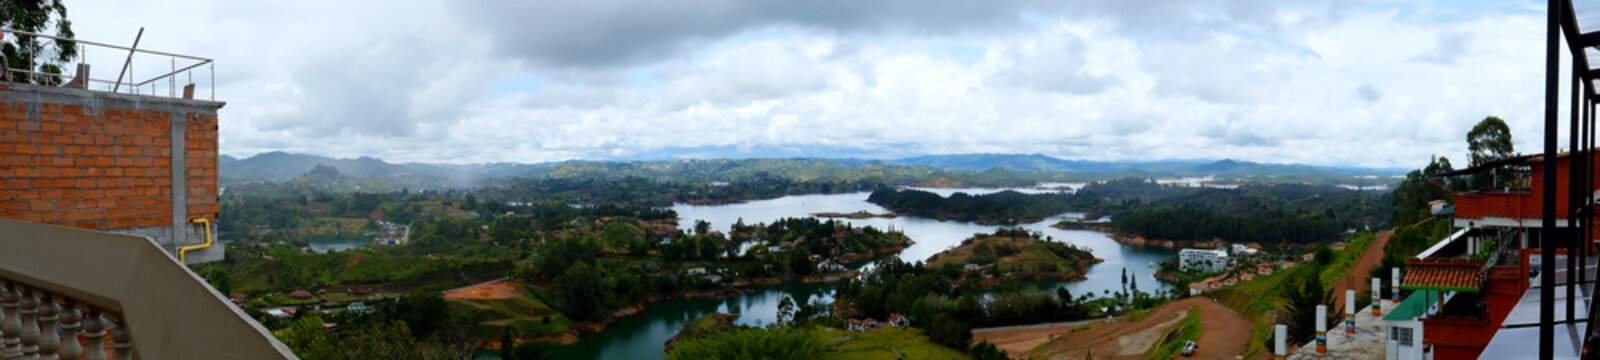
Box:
[220,151,1405,191]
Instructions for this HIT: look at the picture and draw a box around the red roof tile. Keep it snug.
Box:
[1402,260,1486,291]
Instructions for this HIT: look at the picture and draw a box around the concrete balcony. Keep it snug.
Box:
[0,218,294,359]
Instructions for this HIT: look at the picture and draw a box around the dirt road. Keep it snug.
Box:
[974,297,1251,359]
[1330,230,1393,314]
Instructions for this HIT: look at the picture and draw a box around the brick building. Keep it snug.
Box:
[0,82,224,262]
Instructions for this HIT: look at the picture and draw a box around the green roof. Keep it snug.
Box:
[1384,290,1438,321]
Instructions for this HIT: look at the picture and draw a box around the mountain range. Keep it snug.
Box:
[220,151,1406,190]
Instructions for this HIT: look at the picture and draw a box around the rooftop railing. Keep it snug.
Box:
[0,219,295,359]
[0,28,214,101]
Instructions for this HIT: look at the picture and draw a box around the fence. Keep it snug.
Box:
[0,28,214,101]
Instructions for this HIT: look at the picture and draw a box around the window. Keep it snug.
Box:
[1388,327,1414,346]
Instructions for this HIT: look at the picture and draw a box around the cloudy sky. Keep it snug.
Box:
[66,0,1567,168]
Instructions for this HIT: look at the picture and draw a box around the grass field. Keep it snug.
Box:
[1319,232,1374,291]
[449,290,574,336]
[814,326,969,360]
[1209,262,1316,358]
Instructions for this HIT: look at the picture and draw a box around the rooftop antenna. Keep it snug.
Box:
[112,27,144,93]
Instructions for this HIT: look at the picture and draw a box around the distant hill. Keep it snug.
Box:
[887,154,1401,178]
[220,152,1405,192]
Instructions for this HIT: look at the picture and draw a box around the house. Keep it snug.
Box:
[264,307,299,319]
[347,302,373,315]
[1385,289,1436,360]
[1240,273,1256,281]
[964,263,982,272]
[1230,243,1260,257]
[290,290,314,299]
[817,259,846,273]
[887,313,910,327]
[1401,148,1600,358]
[231,295,248,307]
[0,51,293,356]
[1178,248,1229,273]
[1188,282,1209,296]
[1427,200,1452,216]
[848,319,867,331]
[1256,263,1276,275]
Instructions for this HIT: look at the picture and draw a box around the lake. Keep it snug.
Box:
[545,189,1175,360]
[303,233,372,253]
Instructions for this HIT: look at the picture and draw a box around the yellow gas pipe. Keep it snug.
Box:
[179,218,213,263]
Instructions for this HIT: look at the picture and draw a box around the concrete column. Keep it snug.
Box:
[2,285,22,358]
[36,299,56,359]
[82,311,106,360]
[18,290,37,358]
[56,305,81,360]
[1274,324,1288,360]
[1392,267,1401,302]
[1316,304,1327,353]
[169,112,188,248]
[1372,277,1382,316]
[1345,289,1356,333]
[110,317,131,360]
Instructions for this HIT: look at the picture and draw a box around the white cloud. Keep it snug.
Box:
[60,0,1562,169]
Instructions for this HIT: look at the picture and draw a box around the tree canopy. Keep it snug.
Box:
[0,0,77,85]
[1466,116,1515,189]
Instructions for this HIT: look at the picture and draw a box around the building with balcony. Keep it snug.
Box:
[0,30,294,358]
[1387,149,1599,359]
[1178,248,1229,273]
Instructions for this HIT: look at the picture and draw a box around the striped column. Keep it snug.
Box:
[1391,267,1401,302]
[1315,304,1327,353]
[1345,289,1356,333]
[1372,277,1382,316]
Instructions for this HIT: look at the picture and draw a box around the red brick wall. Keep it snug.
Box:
[184,113,218,221]
[0,100,217,230]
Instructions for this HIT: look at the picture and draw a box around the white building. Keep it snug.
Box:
[1178,248,1229,273]
[1385,290,1435,360]
[1230,243,1259,257]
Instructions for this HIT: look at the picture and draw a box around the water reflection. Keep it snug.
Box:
[548,190,1174,360]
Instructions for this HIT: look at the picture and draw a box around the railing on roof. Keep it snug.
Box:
[0,28,214,101]
[0,219,295,359]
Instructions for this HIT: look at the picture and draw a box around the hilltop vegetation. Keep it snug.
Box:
[867,187,1086,224]
[925,228,1100,281]
[221,152,1402,197]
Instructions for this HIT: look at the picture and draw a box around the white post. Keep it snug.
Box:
[1275,324,1288,360]
[1392,267,1401,302]
[1345,289,1356,334]
[1316,304,1327,353]
[1372,277,1382,316]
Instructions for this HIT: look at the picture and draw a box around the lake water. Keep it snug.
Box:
[304,233,371,253]
[545,190,1175,360]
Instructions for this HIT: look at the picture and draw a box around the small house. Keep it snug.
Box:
[347,302,373,315]
[887,313,910,327]
[290,290,314,299]
[964,263,981,272]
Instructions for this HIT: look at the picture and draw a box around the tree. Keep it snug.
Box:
[555,261,609,321]
[776,296,797,326]
[694,219,712,235]
[970,340,1009,360]
[0,0,77,85]
[1467,116,1516,189]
